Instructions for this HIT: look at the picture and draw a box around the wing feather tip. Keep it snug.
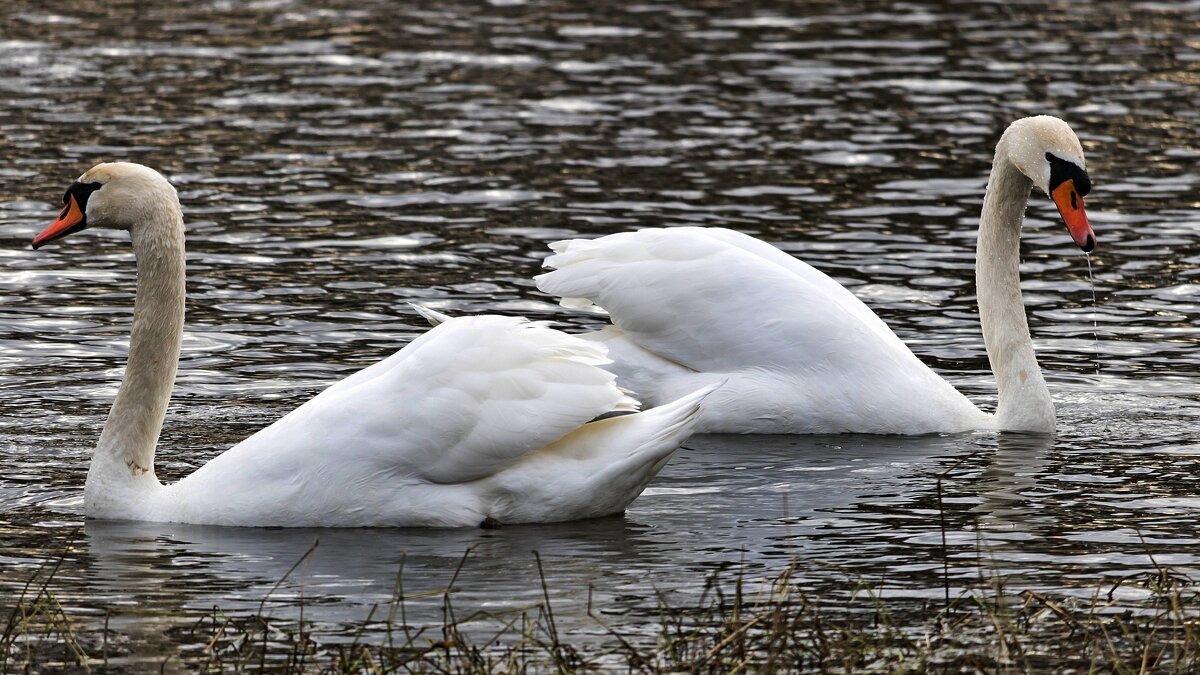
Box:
[614,385,641,412]
[410,303,453,327]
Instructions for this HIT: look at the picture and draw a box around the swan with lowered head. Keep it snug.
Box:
[33,162,714,527]
[535,116,1096,434]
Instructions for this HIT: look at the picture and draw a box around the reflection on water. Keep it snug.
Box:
[2,0,1200,663]
[972,432,1056,532]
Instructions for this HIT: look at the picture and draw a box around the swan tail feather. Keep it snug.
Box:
[491,382,716,524]
[629,381,718,447]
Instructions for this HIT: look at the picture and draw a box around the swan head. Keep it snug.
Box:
[1000,115,1095,252]
[32,162,179,249]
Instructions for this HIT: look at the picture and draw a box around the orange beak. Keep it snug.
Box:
[1051,179,1095,252]
[32,194,87,249]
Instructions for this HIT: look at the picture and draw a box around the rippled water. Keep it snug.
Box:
[2,0,1200,666]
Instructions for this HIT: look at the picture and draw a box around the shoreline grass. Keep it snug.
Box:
[4,537,1200,673]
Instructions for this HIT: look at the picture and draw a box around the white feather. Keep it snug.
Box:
[536,226,987,434]
[160,316,691,527]
[51,162,713,527]
[534,118,1088,435]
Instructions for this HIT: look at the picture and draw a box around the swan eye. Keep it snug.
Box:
[1045,152,1090,196]
[64,181,104,209]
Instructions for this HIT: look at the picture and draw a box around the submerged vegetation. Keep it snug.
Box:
[4,537,1200,674]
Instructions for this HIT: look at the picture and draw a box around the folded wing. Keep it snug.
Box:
[192,315,639,487]
[535,226,918,376]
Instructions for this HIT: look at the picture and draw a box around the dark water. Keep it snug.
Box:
[2,0,1200,666]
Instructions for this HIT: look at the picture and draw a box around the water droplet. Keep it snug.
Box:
[1086,252,1099,376]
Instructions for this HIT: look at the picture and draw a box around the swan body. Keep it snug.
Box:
[536,116,1096,435]
[35,162,712,527]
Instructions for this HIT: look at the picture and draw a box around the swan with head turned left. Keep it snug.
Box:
[33,162,715,528]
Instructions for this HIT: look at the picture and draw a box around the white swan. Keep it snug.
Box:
[33,162,714,527]
[535,116,1096,435]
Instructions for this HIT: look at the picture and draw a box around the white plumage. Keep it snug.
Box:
[35,162,712,527]
[537,226,985,434]
[162,312,710,527]
[537,116,1096,435]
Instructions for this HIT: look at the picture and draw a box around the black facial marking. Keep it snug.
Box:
[64,181,103,209]
[58,180,103,232]
[1046,152,1090,196]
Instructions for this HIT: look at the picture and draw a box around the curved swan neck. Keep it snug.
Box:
[976,144,1055,432]
[86,198,186,504]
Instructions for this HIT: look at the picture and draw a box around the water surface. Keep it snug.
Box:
[2,0,1199,666]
